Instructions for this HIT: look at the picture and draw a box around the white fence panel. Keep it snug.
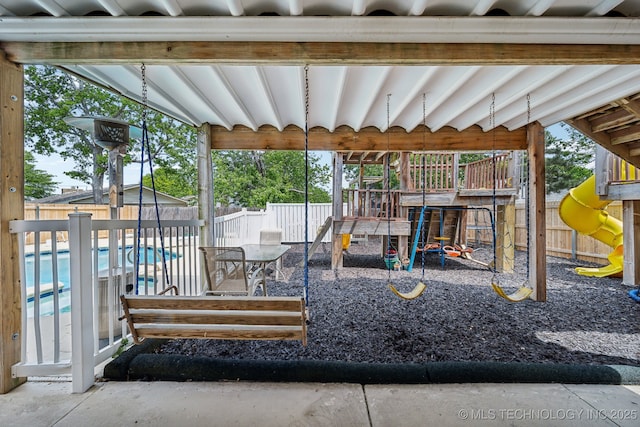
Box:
[213,209,269,245]
[10,216,203,392]
[266,203,333,243]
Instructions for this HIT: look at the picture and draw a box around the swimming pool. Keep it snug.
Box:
[25,246,179,316]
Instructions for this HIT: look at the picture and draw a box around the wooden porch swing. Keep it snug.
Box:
[119,64,308,346]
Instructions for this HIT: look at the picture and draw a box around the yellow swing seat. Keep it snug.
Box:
[389,281,427,300]
[491,281,533,302]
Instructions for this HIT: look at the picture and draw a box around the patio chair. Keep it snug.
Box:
[199,247,265,296]
[259,229,285,280]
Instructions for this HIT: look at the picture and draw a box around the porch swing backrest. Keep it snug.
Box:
[119,294,307,345]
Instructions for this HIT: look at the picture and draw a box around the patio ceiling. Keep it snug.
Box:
[1,1,640,165]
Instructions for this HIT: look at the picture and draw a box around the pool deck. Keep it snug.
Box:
[1,379,639,426]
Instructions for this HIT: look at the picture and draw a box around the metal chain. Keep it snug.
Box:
[304,65,310,128]
[490,93,498,274]
[525,93,531,281]
[386,93,392,278]
[421,93,427,281]
[303,65,310,305]
[141,64,148,122]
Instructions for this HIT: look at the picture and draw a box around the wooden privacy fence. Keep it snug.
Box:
[27,200,618,264]
[466,200,622,265]
[24,204,198,244]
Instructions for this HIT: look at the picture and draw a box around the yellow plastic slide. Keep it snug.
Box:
[558,175,624,277]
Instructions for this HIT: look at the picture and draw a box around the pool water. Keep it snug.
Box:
[25,246,178,317]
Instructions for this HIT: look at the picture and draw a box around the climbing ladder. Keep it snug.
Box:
[406,207,462,271]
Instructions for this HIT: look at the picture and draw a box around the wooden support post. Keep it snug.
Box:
[458,209,468,246]
[527,122,546,302]
[0,53,25,394]
[198,124,213,247]
[398,152,411,261]
[331,153,344,269]
[623,200,640,287]
[495,198,515,273]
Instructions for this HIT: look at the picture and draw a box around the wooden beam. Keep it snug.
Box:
[590,109,636,132]
[611,124,640,145]
[3,42,640,65]
[566,118,638,168]
[527,122,546,302]
[616,97,640,117]
[605,182,640,200]
[0,53,25,393]
[333,219,411,236]
[210,124,527,152]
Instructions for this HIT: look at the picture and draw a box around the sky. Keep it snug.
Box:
[35,124,566,193]
[34,150,334,193]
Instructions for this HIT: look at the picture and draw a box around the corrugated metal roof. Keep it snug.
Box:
[2,0,639,18]
[2,0,640,133]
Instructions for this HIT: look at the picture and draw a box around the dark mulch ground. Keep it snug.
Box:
[159,238,640,366]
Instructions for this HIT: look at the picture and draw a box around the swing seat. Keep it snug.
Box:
[491,281,533,302]
[388,281,427,300]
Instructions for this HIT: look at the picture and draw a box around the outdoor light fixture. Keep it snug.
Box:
[64,116,142,209]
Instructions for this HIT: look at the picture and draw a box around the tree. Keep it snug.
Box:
[545,124,594,195]
[212,151,331,208]
[25,66,331,208]
[24,65,196,202]
[24,151,58,200]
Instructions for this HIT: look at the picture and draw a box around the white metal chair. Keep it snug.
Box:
[259,229,285,280]
[199,247,265,296]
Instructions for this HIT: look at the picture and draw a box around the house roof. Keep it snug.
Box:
[1,1,640,166]
[33,184,187,207]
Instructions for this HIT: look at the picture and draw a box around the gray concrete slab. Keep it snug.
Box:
[365,383,639,427]
[564,384,640,427]
[57,381,369,427]
[0,380,90,427]
[2,381,639,427]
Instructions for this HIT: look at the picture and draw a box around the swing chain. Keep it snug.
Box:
[386,94,392,276]
[141,64,148,122]
[490,93,497,273]
[421,93,427,281]
[525,93,531,280]
[303,65,310,305]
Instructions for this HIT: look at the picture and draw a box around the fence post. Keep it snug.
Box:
[69,213,95,393]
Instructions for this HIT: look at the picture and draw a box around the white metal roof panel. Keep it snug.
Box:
[2,1,640,133]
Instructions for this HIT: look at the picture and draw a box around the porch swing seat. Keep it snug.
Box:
[388,281,427,300]
[491,282,533,302]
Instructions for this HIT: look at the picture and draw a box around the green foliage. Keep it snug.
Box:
[213,151,331,208]
[344,163,398,190]
[24,151,58,200]
[24,65,196,201]
[545,124,594,195]
[112,338,129,359]
[142,167,195,199]
[25,65,328,207]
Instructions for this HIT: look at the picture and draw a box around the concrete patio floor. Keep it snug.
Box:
[1,379,638,426]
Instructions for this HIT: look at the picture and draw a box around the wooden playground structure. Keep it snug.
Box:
[316,150,522,276]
